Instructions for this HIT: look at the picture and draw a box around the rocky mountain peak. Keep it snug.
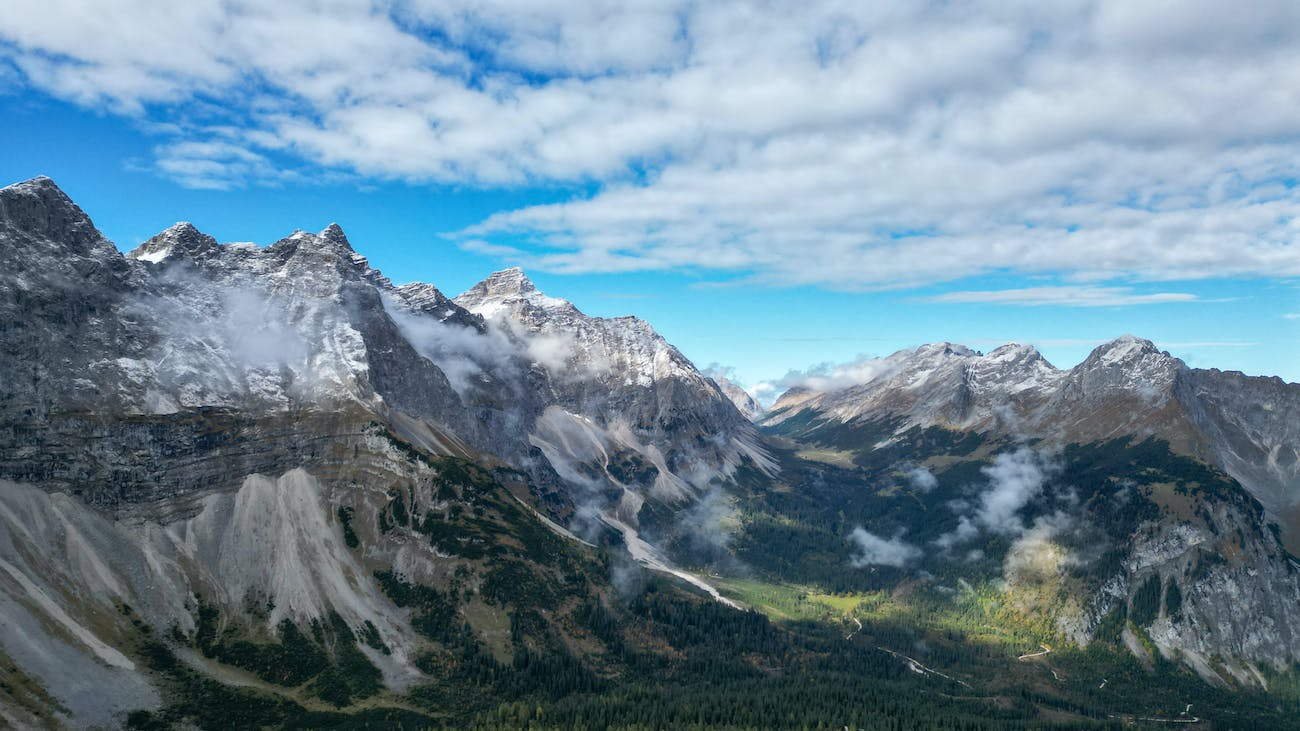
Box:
[1084,334,1163,366]
[391,281,486,331]
[1073,335,1183,388]
[986,342,1044,361]
[0,175,113,259]
[915,341,979,359]
[318,222,354,252]
[128,222,219,263]
[472,266,538,298]
[276,224,356,254]
[454,266,577,321]
[2,175,64,202]
[711,375,764,421]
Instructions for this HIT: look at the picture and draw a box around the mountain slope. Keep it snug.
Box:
[449,267,774,542]
[765,336,1300,549]
[755,337,1300,680]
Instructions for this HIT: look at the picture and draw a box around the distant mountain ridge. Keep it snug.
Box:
[765,335,1300,553]
[755,334,1300,684]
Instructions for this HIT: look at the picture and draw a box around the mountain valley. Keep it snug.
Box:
[0,176,1298,729]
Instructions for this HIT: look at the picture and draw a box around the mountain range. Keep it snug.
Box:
[1,176,1297,729]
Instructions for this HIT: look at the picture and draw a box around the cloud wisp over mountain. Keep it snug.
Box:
[3,1,1300,292]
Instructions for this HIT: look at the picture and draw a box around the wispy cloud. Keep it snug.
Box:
[923,286,1199,307]
[4,2,1300,287]
[1285,313,1300,320]
[767,352,906,395]
[1157,341,1258,348]
[936,447,1060,549]
[849,527,921,568]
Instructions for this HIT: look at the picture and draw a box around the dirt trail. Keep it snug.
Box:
[844,616,863,640]
[1017,644,1052,660]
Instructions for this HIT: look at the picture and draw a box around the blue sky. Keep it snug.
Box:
[2,1,1298,395]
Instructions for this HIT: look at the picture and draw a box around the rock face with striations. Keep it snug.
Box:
[711,374,763,421]
[448,266,773,528]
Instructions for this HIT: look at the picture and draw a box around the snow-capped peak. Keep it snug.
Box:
[469,266,539,298]
[1083,335,1165,368]
[454,267,575,321]
[986,342,1041,360]
[318,222,354,251]
[0,175,114,259]
[3,175,59,195]
[128,221,218,263]
[915,342,979,359]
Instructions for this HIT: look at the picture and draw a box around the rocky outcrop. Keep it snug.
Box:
[451,267,773,512]
[711,375,763,421]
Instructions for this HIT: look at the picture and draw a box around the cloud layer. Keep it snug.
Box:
[4,1,1300,289]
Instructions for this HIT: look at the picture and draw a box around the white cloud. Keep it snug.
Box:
[771,352,907,394]
[381,290,589,398]
[924,286,1199,307]
[973,448,1054,535]
[903,464,938,493]
[1285,313,1300,320]
[1002,512,1077,584]
[4,1,1300,286]
[849,527,921,568]
[381,294,516,396]
[153,140,282,190]
[1156,341,1258,348]
[936,447,1059,548]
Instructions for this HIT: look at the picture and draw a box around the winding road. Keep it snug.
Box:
[1017,644,1052,660]
[1109,713,1200,725]
[845,616,863,640]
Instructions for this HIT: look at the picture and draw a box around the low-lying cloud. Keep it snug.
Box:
[757,352,907,403]
[849,527,922,568]
[902,464,938,493]
[936,447,1059,548]
[382,294,521,396]
[126,268,316,405]
[382,292,586,397]
[1002,512,1080,583]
